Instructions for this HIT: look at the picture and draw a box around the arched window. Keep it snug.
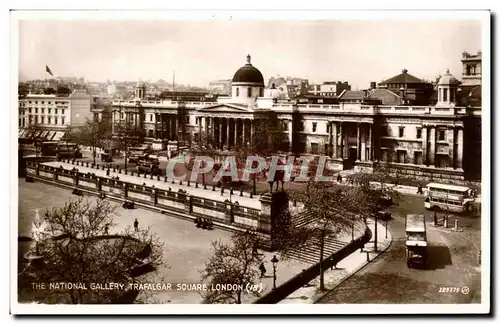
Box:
[443,88,448,102]
[236,88,239,97]
[248,87,252,98]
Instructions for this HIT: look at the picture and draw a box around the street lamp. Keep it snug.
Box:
[271,255,279,290]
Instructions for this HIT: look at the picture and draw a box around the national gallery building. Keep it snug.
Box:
[110,54,482,182]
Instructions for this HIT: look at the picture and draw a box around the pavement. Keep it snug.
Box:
[18,180,313,304]
[278,218,391,304]
[43,161,263,209]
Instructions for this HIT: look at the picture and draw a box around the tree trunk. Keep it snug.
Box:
[319,233,325,291]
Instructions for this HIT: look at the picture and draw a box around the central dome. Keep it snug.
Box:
[438,69,459,86]
[232,54,264,85]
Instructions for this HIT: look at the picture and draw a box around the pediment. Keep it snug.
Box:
[199,104,252,113]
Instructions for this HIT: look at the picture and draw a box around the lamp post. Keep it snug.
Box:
[271,255,279,290]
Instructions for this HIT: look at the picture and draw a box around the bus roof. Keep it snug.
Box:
[426,182,470,193]
[406,214,426,232]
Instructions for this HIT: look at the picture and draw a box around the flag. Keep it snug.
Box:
[45,65,53,76]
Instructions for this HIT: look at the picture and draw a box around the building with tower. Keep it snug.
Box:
[108,53,482,182]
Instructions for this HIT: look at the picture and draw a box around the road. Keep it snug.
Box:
[317,194,482,304]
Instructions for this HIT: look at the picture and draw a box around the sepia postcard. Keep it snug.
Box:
[10,9,491,315]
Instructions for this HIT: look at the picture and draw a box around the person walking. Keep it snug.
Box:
[104,224,109,235]
[133,218,139,232]
[259,262,267,278]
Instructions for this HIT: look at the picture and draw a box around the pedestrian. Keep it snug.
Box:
[104,224,109,235]
[259,262,267,278]
[220,187,225,197]
[133,218,139,232]
[106,169,110,177]
[417,185,423,195]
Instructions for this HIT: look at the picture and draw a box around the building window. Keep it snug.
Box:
[443,88,448,101]
[35,116,38,124]
[150,114,153,122]
[326,123,330,134]
[438,129,446,141]
[416,128,422,139]
[148,129,154,137]
[121,112,124,119]
[248,87,252,98]
[28,108,32,114]
[35,108,38,114]
[48,108,51,114]
[41,101,44,104]
[55,109,58,114]
[61,109,65,115]
[311,143,319,155]
[399,126,405,138]
[41,108,44,114]
[48,116,51,124]
[48,101,51,105]
[29,101,32,104]
[55,117,58,125]
[62,117,65,125]
[312,122,317,133]
[35,101,38,104]
[236,88,239,97]
[41,116,44,124]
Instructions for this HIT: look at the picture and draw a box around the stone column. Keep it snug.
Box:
[332,122,337,158]
[250,120,254,145]
[356,123,361,161]
[338,122,343,159]
[429,127,436,166]
[449,127,455,169]
[422,126,428,166]
[457,127,463,170]
[218,118,223,149]
[155,113,159,139]
[361,124,366,161]
[242,119,246,146]
[369,123,373,161]
[226,118,230,149]
[234,118,238,148]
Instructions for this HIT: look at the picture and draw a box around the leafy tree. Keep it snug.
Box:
[18,198,165,304]
[79,118,108,165]
[280,180,361,291]
[113,122,142,170]
[200,231,263,304]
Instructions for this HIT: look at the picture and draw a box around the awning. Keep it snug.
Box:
[46,131,55,141]
[41,131,49,139]
[52,131,65,141]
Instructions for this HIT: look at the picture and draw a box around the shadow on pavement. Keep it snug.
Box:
[426,244,452,270]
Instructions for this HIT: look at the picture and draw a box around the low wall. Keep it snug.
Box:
[25,162,265,235]
[254,227,372,304]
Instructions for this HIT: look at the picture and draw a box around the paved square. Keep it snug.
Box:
[18,180,309,303]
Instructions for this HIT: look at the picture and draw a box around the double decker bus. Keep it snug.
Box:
[405,214,427,268]
[424,182,475,213]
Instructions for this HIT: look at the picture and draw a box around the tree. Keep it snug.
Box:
[251,110,289,155]
[114,122,141,170]
[79,118,108,165]
[200,231,263,304]
[281,181,361,291]
[18,198,165,304]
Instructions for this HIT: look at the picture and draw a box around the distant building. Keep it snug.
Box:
[208,79,232,95]
[18,89,93,141]
[309,81,351,97]
[377,69,434,105]
[461,51,482,86]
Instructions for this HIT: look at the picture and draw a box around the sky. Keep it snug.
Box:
[17,19,482,90]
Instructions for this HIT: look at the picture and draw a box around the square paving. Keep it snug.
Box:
[18,180,309,303]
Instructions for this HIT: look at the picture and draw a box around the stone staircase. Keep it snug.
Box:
[285,237,347,264]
